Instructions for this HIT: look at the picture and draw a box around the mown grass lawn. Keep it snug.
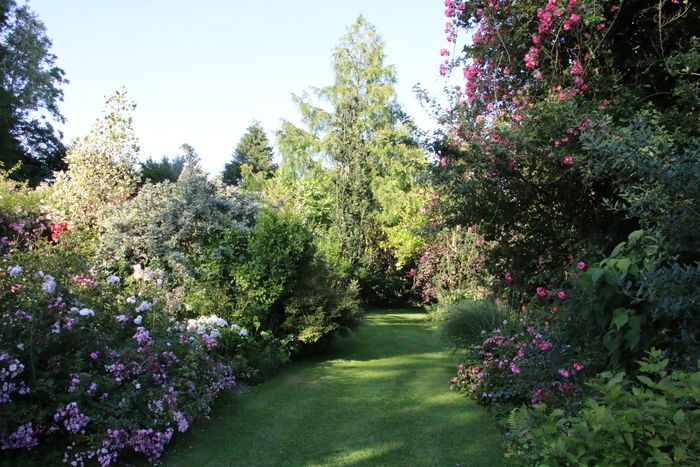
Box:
[162,310,505,466]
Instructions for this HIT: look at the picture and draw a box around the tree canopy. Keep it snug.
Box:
[0,0,67,184]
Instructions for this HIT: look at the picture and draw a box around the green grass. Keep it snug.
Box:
[162,310,505,466]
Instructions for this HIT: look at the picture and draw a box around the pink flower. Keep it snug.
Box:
[558,368,570,378]
[10,284,22,293]
[576,261,586,270]
[551,306,561,314]
[408,268,416,278]
[573,362,584,371]
[90,352,99,360]
[504,271,513,282]
[533,70,543,80]
[439,63,448,75]
[440,48,449,57]
[570,60,583,76]
[557,290,567,300]
[562,155,573,166]
[531,387,546,404]
[495,298,503,306]
[439,157,448,167]
[510,362,521,374]
[537,341,551,350]
[569,13,581,24]
[536,287,547,297]
[524,47,539,69]
[560,382,570,392]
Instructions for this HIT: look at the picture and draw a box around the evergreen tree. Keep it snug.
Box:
[222,122,275,191]
[275,16,428,300]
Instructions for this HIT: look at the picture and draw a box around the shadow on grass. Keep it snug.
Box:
[162,311,505,467]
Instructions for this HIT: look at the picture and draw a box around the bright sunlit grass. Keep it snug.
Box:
[162,310,505,466]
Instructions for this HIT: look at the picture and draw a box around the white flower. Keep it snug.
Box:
[78,308,95,317]
[9,363,17,372]
[106,275,121,285]
[133,315,143,325]
[115,314,128,323]
[7,265,22,277]
[34,270,45,279]
[132,264,145,280]
[239,328,249,337]
[126,295,137,304]
[70,307,79,313]
[135,301,152,313]
[41,276,56,294]
[16,343,24,350]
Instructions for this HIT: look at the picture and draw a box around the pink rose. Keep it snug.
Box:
[557,290,567,300]
[573,362,584,371]
[536,287,547,297]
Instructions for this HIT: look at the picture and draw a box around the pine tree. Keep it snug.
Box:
[276,16,428,295]
[222,122,275,191]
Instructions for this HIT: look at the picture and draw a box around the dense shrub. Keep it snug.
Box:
[0,234,237,465]
[412,226,489,303]
[206,208,362,356]
[558,230,700,372]
[508,350,700,465]
[98,161,259,283]
[0,173,52,254]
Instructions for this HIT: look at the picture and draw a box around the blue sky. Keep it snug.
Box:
[30,0,452,174]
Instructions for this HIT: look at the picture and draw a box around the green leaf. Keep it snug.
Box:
[611,308,629,330]
[647,439,664,448]
[628,230,644,242]
[589,268,605,285]
[673,409,685,424]
[637,375,655,387]
[623,432,634,449]
[616,257,631,273]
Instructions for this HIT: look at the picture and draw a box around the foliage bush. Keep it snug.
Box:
[205,208,362,357]
[560,230,700,372]
[412,226,489,303]
[98,161,259,282]
[508,350,700,466]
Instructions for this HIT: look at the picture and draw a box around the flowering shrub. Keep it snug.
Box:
[451,320,587,409]
[0,242,237,465]
[434,0,698,297]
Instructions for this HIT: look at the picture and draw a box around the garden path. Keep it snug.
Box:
[162,310,504,466]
